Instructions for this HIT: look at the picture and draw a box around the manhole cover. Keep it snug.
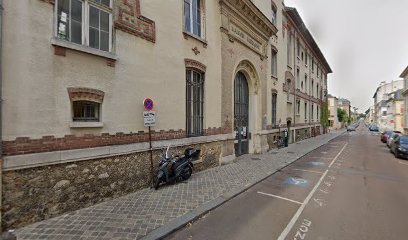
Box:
[251,157,261,161]
[287,151,295,154]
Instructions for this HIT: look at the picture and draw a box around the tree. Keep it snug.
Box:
[337,108,348,123]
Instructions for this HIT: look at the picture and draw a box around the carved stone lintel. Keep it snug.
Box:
[68,88,105,103]
[185,59,207,73]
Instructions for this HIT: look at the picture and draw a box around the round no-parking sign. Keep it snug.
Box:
[143,98,154,111]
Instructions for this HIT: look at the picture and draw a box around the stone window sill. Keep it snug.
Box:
[183,31,208,48]
[70,122,104,128]
[51,38,118,60]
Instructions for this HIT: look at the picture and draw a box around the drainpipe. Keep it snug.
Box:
[293,32,296,143]
[0,0,4,231]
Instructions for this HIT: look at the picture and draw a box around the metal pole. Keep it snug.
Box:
[148,126,154,183]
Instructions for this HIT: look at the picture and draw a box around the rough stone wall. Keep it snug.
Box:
[2,141,223,230]
[296,128,311,142]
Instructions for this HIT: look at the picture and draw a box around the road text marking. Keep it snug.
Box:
[257,192,302,205]
[277,142,348,240]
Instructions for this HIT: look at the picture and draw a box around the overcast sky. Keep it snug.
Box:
[285,0,408,112]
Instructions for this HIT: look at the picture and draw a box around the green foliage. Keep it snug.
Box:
[320,101,330,127]
[337,108,349,123]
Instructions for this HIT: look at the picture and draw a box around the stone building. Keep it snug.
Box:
[328,95,340,130]
[0,0,331,229]
[373,80,404,131]
[401,66,408,134]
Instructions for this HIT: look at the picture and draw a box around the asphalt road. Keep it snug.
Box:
[166,124,408,240]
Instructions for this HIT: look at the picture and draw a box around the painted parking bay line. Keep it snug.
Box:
[277,142,348,240]
[292,169,324,174]
[257,191,302,205]
[399,161,408,166]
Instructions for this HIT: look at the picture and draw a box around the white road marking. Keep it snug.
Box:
[257,191,302,205]
[292,169,324,174]
[399,161,408,165]
[328,143,348,168]
[277,142,348,240]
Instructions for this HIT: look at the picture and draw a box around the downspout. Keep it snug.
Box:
[293,32,296,142]
[0,0,4,230]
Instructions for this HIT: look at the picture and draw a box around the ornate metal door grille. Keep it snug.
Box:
[234,72,249,156]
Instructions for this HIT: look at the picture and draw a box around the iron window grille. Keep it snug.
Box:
[73,100,100,122]
[186,69,204,137]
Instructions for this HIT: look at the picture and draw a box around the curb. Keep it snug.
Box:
[141,131,346,240]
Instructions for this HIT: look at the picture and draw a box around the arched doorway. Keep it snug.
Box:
[234,71,249,156]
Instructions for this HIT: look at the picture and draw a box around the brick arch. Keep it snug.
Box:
[67,87,105,103]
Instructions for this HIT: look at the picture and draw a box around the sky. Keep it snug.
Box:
[284,0,408,112]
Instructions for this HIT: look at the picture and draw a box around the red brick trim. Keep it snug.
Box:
[54,46,66,56]
[68,87,105,103]
[3,125,233,156]
[115,0,156,43]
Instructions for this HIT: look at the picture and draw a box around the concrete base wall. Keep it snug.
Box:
[2,141,225,230]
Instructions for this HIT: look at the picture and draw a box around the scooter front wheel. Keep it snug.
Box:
[181,166,192,180]
[153,176,161,190]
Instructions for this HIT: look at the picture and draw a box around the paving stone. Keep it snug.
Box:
[14,131,344,239]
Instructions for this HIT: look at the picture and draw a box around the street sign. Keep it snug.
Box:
[143,98,154,111]
[143,111,156,127]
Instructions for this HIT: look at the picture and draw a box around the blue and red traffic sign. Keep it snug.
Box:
[143,98,154,111]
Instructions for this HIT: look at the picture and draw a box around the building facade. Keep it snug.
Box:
[373,80,404,131]
[1,0,331,229]
[327,95,340,130]
[400,66,408,134]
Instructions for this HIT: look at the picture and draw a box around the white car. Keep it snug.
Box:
[387,133,401,148]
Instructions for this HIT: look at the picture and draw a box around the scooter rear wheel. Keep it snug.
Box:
[181,166,192,180]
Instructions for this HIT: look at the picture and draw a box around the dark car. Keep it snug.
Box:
[390,135,408,159]
[381,131,392,143]
[370,126,379,132]
[381,131,400,143]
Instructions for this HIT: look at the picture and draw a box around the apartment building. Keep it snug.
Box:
[400,66,408,134]
[1,0,331,229]
[327,95,340,130]
[373,80,404,131]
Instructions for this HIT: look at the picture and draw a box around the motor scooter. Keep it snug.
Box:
[153,145,200,190]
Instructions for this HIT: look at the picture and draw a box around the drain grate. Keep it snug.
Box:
[287,151,295,154]
[251,157,261,161]
[269,152,278,154]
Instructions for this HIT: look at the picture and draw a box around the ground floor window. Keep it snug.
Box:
[73,101,100,122]
[186,69,204,136]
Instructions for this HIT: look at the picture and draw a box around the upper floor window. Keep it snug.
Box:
[287,32,292,65]
[305,53,308,65]
[272,92,277,127]
[184,0,204,38]
[56,0,113,52]
[271,49,277,76]
[271,2,277,25]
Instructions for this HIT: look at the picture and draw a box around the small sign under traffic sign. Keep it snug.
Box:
[143,111,156,127]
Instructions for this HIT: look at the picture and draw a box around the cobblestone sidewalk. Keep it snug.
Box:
[14,130,345,240]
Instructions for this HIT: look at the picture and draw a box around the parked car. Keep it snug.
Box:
[381,131,393,143]
[387,132,402,148]
[347,125,356,131]
[369,126,379,132]
[390,135,408,159]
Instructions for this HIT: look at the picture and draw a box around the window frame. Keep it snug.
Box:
[54,0,113,53]
[271,49,278,77]
[72,100,101,122]
[184,0,205,39]
[186,68,205,137]
[272,92,277,128]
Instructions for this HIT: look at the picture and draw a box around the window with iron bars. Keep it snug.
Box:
[186,69,204,136]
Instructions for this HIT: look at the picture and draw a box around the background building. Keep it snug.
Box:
[400,66,408,134]
[327,95,340,130]
[372,80,404,131]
